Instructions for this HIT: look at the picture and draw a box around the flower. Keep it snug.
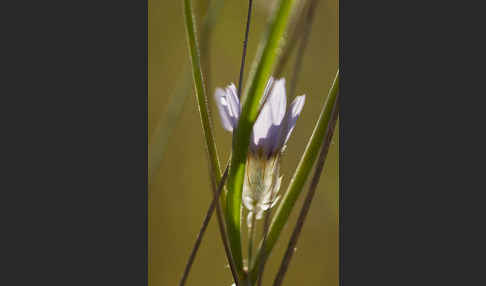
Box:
[214,77,305,225]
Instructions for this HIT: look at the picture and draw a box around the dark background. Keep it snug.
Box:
[2,0,481,285]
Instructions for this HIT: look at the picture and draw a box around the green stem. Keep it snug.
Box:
[248,71,340,283]
[183,0,222,205]
[225,0,299,277]
[183,0,241,281]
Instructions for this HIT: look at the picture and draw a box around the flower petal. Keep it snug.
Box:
[251,78,288,156]
[268,78,287,125]
[225,83,241,123]
[214,84,240,132]
[283,95,306,145]
[252,93,273,147]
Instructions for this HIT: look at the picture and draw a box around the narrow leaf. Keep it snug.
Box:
[225,0,300,275]
[183,0,222,204]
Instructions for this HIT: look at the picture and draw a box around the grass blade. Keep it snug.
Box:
[183,0,222,207]
[225,0,300,277]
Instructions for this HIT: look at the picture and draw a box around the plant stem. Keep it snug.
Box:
[273,94,339,286]
[182,0,239,282]
[211,162,240,285]
[226,0,299,277]
[183,0,222,196]
[238,0,254,98]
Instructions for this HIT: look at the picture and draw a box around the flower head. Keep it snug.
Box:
[214,77,305,224]
[215,77,305,158]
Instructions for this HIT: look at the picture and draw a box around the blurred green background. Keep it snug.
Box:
[149,0,338,285]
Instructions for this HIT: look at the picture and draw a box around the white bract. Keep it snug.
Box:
[215,77,305,226]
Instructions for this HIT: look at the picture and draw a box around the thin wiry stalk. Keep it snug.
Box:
[178,166,230,286]
[289,0,318,99]
[237,0,254,98]
[182,0,239,283]
[248,71,339,284]
[210,162,240,285]
[273,98,339,286]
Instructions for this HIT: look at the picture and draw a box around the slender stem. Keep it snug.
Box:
[226,0,298,277]
[183,0,222,201]
[273,98,339,286]
[248,71,339,283]
[216,199,240,285]
[178,166,229,286]
[237,0,254,98]
[211,163,240,285]
[182,0,239,282]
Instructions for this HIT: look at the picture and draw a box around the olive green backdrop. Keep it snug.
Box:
[149,0,338,285]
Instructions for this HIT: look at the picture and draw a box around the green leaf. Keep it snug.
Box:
[225,0,300,276]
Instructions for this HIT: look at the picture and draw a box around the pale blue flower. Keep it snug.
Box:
[215,77,305,158]
[214,77,305,224]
